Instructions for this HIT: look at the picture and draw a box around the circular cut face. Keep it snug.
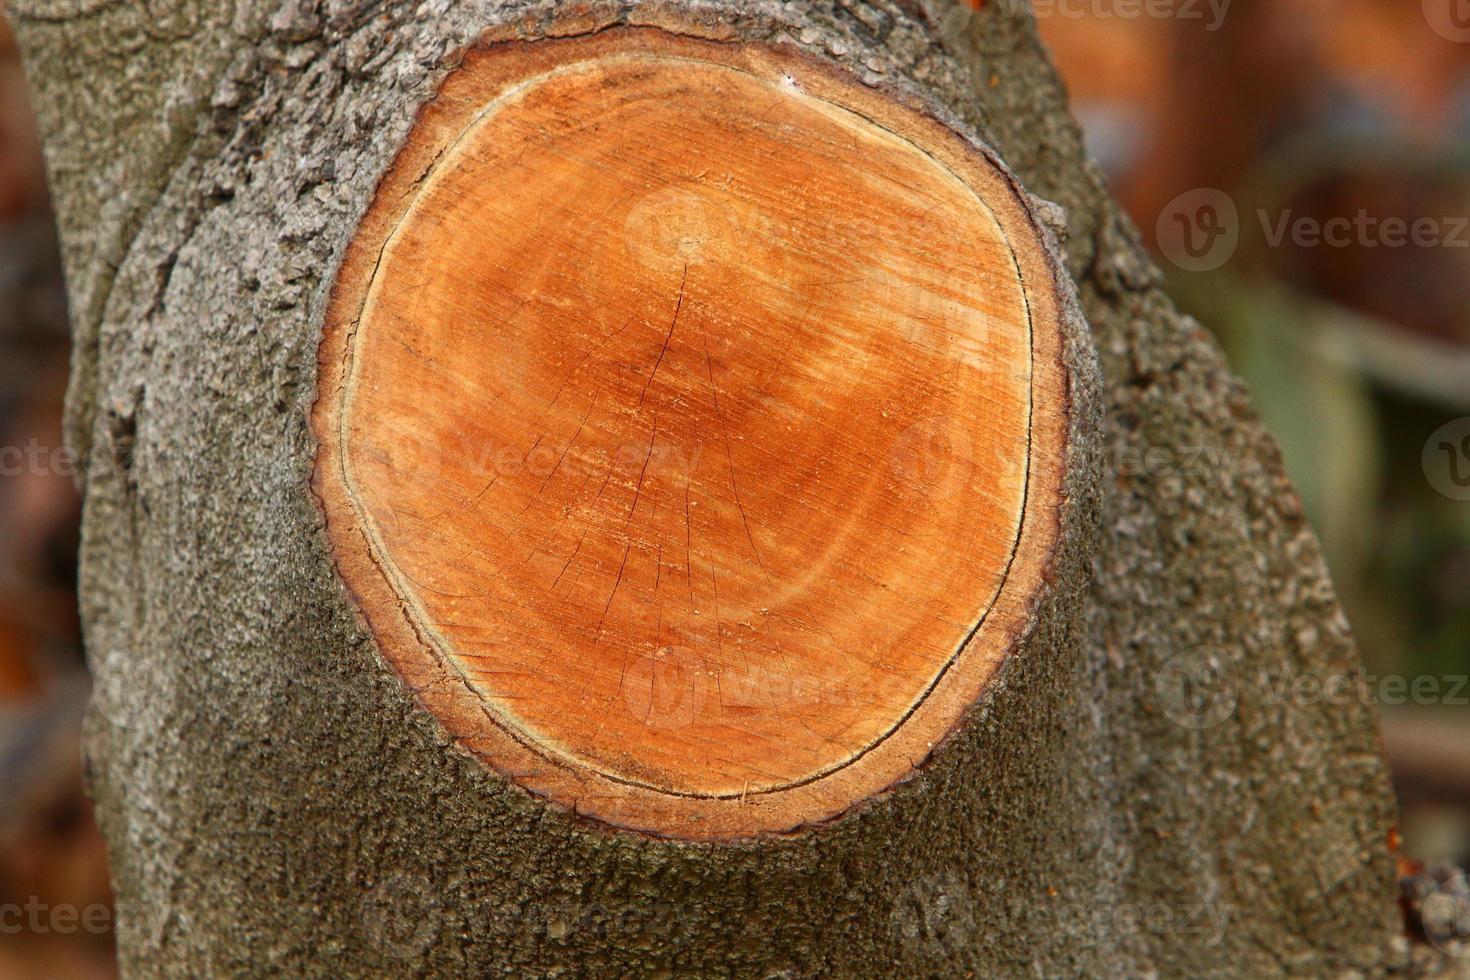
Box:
[315,29,1070,838]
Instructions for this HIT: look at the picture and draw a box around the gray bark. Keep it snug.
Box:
[8,0,1415,975]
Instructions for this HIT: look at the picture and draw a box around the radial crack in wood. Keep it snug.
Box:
[312,28,1075,839]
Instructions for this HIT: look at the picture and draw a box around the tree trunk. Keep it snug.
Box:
[9,0,1411,975]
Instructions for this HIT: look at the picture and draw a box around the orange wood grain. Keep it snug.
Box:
[313,26,1074,839]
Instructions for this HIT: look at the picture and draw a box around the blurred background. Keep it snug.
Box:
[0,1,1466,974]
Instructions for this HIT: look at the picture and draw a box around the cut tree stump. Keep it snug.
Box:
[313,29,1075,839]
[13,0,1411,974]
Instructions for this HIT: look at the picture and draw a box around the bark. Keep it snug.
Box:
[8,0,1413,975]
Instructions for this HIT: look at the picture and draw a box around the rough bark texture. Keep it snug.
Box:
[9,0,1412,975]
